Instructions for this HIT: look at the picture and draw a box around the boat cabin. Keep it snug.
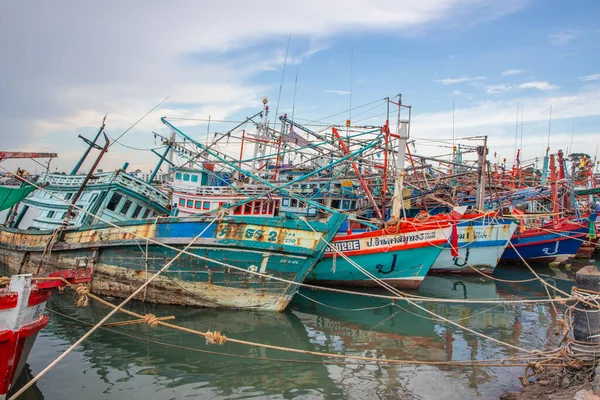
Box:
[11,170,170,230]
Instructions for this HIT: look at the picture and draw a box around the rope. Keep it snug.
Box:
[45,307,568,368]
[7,214,219,400]
[299,216,536,354]
[74,284,89,307]
[205,331,227,345]
[2,167,568,305]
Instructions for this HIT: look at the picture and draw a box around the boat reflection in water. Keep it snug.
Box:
[18,271,564,399]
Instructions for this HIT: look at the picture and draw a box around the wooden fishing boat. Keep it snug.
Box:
[430,214,518,274]
[306,214,453,289]
[500,218,589,263]
[0,213,346,312]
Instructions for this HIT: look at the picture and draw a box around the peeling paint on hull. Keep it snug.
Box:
[0,214,346,311]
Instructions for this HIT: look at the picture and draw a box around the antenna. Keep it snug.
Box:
[206,115,211,147]
[568,124,574,156]
[452,98,455,162]
[520,106,524,161]
[347,46,354,140]
[514,103,519,165]
[274,34,291,125]
[547,105,552,149]
[291,51,300,128]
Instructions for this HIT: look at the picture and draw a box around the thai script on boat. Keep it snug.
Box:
[365,231,437,248]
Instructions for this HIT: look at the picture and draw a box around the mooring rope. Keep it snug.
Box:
[7,214,219,400]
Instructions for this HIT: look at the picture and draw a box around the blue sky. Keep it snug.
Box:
[1,0,599,173]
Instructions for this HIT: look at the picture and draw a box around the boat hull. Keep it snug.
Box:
[430,220,517,274]
[501,224,587,262]
[307,225,451,289]
[0,214,346,311]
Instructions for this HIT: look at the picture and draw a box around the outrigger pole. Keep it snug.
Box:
[160,117,382,221]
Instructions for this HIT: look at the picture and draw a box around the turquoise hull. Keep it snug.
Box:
[308,244,444,289]
[0,213,346,311]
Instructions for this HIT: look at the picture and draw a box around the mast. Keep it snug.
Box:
[475,137,488,211]
[70,116,106,175]
[390,96,409,220]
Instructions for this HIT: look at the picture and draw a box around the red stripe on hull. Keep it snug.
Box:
[323,239,447,258]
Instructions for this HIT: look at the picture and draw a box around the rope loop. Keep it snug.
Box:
[74,284,90,307]
[205,330,227,345]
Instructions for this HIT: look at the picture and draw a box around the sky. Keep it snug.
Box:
[1,0,599,174]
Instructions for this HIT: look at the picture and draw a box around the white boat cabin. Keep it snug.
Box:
[11,170,170,230]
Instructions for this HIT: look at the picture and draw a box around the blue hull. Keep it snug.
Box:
[501,227,587,261]
[0,213,346,311]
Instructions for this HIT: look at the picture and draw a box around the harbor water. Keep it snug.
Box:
[10,260,598,399]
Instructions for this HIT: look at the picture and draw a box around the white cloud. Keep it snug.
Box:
[548,30,579,45]
[435,76,485,85]
[580,74,600,82]
[501,69,524,76]
[0,0,531,170]
[323,90,352,95]
[410,86,600,162]
[485,84,513,94]
[517,81,559,91]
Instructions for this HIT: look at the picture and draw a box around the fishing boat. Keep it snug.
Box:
[429,213,518,274]
[306,214,453,289]
[306,101,460,290]
[0,270,91,399]
[500,217,590,263]
[0,120,347,312]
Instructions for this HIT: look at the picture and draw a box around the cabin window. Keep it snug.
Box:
[203,201,210,210]
[244,202,252,214]
[253,201,261,214]
[47,210,55,218]
[65,192,73,200]
[351,201,357,209]
[179,198,185,206]
[121,199,132,215]
[342,200,350,210]
[233,206,242,215]
[191,175,199,183]
[262,202,268,214]
[282,198,289,206]
[331,199,340,209]
[61,212,67,219]
[131,205,143,219]
[268,202,274,214]
[89,193,98,205]
[183,174,190,181]
[290,199,298,208]
[175,172,182,180]
[195,201,202,209]
[107,193,123,211]
[142,209,150,218]
[187,200,193,208]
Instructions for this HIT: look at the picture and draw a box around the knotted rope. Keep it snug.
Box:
[75,285,90,307]
[205,330,227,345]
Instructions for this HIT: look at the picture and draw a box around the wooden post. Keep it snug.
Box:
[573,265,600,343]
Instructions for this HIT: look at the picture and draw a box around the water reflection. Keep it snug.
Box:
[17,269,573,399]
